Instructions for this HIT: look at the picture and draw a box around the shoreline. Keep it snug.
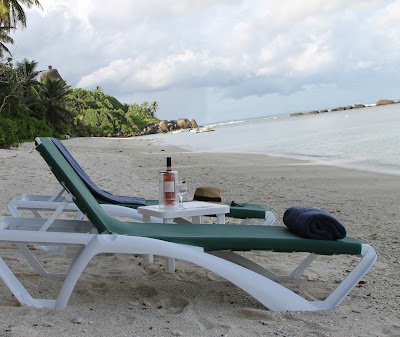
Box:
[0,137,399,336]
[140,103,400,178]
[139,134,400,178]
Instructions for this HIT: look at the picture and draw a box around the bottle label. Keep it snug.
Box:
[164,181,175,193]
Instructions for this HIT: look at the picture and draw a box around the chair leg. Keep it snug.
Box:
[17,244,67,279]
[312,244,377,310]
[0,255,57,308]
[210,251,317,280]
[210,246,376,311]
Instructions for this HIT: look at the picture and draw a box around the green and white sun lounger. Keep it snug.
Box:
[0,137,376,311]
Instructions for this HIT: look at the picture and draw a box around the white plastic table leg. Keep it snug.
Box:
[192,215,201,223]
[216,214,225,224]
[143,214,175,271]
[165,256,176,273]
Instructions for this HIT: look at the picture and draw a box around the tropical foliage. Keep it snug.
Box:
[0,25,13,58]
[0,60,160,148]
[0,60,52,147]
[0,1,159,148]
[64,87,159,137]
[0,0,43,30]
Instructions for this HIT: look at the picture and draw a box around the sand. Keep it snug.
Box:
[0,137,399,337]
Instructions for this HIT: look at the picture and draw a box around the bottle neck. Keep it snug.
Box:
[166,157,172,171]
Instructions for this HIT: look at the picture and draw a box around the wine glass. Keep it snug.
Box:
[177,181,188,209]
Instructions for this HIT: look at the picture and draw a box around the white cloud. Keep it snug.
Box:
[288,39,334,75]
[77,50,234,92]
[8,0,400,122]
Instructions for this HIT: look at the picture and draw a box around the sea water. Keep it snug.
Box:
[145,104,400,176]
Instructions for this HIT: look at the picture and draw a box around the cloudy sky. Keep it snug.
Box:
[9,0,400,123]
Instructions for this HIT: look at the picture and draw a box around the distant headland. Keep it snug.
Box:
[290,98,400,117]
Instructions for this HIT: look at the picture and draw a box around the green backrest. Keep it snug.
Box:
[36,137,117,233]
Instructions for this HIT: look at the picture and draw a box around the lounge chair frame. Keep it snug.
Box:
[0,220,377,311]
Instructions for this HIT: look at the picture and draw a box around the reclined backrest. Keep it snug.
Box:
[36,137,119,233]
[50,137,146,206]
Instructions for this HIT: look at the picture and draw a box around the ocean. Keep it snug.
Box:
[144,104,400,176]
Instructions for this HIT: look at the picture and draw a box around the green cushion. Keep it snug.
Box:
[36,137,363,256]
[105,221,363,255]
[226,203,266,219]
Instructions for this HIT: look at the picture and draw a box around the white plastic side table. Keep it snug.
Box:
[138,201,230,272]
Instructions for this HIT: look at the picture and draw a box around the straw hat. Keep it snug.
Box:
[193,186,224,204]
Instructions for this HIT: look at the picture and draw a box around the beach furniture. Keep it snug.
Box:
[10,137,275,226]
[0,137,376,311]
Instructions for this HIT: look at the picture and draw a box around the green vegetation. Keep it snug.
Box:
[0,60,160,148]
[64,86,159,137]
[0,1,43,31]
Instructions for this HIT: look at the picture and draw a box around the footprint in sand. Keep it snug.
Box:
[2,256,21,263]
[90,281,108,295]
[0,300,20,307]
[305,321,334,333]
[131,284,158,299]
[195,316,231,333]
[233,308,277,321]
[158,295,190,314]
[382,324,400,336]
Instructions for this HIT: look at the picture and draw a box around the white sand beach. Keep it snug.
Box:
[0,137,399,337]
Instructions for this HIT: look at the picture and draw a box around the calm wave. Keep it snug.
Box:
[144,104,400,176]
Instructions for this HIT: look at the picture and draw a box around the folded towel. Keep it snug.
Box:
[283,206,346,240]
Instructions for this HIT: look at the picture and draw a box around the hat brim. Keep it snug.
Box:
[193,196,225,205]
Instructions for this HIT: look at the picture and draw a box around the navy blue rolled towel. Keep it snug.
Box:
[283,206,346,240]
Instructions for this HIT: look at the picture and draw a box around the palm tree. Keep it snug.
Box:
[40,78,73,133]
[149,101,158,117]
[93,85,103,99]
[70,89,87,114]
[0,0,43,31]
[15,58,43,117]
[0,25,13,58]
[141,101,149,116]
[16,58,41,96]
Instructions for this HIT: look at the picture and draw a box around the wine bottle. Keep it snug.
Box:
[163,157,176,206]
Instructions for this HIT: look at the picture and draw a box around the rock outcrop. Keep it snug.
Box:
[376,98,395,106]
[139,118,199,135]
[177,118,191,129]
[40,65,64,82]
[289,97,399,119]
[190,119,198,128]
[158,120,169,132]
